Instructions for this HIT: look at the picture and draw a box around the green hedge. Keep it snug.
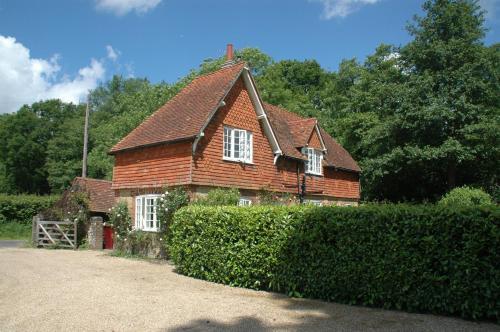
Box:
[0,195,59,224]
[169,204,500,320]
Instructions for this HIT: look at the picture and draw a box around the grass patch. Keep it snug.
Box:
[0,222,31,240]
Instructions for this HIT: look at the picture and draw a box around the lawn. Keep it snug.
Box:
[0,222,31,240]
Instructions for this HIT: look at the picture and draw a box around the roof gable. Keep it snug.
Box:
[264,103,360,172]
[110,63,246,154]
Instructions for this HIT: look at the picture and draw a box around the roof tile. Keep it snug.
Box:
[110,62,246,153]
[72,177,115,213]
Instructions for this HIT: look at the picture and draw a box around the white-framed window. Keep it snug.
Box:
[305,199,323,206]
[223,126,253,163]
[135,194,160,232]
[238,197,252,206]
[304,148,323,175]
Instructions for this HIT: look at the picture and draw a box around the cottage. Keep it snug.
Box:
[109,45,360,232]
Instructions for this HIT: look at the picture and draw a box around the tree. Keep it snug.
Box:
[345,0,499,201]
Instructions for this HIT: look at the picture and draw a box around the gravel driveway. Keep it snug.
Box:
[0,248,498,332]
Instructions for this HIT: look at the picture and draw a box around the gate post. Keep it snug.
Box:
[88,217,103,250]
[32,214,40,247]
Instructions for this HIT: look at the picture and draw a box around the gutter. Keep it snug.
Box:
[108,135,197,155]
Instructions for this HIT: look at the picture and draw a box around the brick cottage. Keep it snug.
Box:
[109,45,360,232]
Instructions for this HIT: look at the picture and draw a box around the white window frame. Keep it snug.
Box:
[135,194,160,232]
[238,197,252,206]
[304,148,323,176]
[305,199,323,206]
[223,126,253,164]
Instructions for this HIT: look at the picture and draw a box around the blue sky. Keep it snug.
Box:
[0,0,498,113]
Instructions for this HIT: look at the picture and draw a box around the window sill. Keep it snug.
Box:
[222,157,254,165]
[133,228,158,233]
[306,172,323,177]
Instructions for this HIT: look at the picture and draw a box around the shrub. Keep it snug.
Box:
[169,204,500,320]
[439,186,493,207]
[109,200,132,238]
[114,230,165,258]
[0,194,59,224]
[157,187,190,234]
[194,187,240,206]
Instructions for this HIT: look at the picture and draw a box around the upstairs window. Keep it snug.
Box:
[135,195,160,232]
[223,126,253,163]
[305,148,323,175]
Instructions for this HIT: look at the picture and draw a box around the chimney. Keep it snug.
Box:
[221,43,235,68]
[226,44,234,61]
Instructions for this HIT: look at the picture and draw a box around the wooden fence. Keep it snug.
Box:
[32,215,77,249]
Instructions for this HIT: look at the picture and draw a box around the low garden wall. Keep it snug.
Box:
[168,204,500,321]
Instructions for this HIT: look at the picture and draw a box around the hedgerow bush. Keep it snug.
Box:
[169,204,500,320]
[193,187,240,206]
[439,186,493,207]
[0,194,59,224]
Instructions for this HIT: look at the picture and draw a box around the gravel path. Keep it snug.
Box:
[0,248,498,332]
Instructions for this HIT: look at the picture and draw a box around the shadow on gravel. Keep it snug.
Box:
[165,294,497,332]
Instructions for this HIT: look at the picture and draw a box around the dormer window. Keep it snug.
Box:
[223,126,253,163]
[304,148,323,175]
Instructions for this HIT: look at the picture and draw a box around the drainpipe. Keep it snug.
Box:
[297,162,306,204]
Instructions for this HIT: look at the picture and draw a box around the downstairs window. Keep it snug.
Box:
[135,195,160,232]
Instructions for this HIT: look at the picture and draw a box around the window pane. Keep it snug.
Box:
[146,198,155,228]
[234,130,240,159]
[246,132,252,162]
[224,127,232,158]
[135,197,142,229]
[238,130,246,160]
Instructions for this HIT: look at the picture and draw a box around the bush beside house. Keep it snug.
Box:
[168,204,500,320]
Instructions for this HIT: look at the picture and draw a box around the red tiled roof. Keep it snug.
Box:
[319,128,361,172]
[72,177,115,213]
[109,61,360,172]
[264,103,360,172]
[265,103,307,161]
[288,118,317,147]
[109,62,246,154]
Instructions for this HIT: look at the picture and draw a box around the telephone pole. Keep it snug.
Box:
[82,95,90,178]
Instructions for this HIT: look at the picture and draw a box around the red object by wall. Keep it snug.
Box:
[103,226,114,249]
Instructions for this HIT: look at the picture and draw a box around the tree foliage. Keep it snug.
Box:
[0,0,497,202]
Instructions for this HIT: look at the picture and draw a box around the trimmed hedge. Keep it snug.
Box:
[0,194,59,224]
[169,204,500,320]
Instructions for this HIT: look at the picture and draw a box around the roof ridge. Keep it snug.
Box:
[193,61,246,81]
[75,177,112,183]
[263,102,306,120]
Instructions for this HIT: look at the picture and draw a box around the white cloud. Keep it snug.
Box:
[479,0,500,20]
[0,35,105,114]
[95,0,162,16]
[106,45,120,61]
[311,0,382,19]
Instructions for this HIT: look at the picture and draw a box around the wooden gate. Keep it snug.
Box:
[33,216,77,249]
